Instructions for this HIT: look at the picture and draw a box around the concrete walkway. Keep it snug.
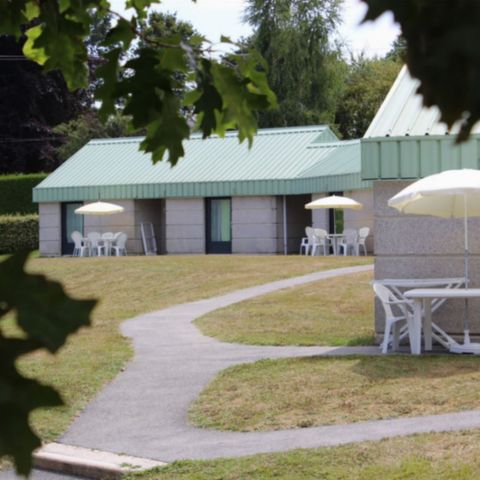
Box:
[58,263,480,462]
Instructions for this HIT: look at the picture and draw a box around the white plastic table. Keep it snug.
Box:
[404,288,480,355]
[327,234,344,255]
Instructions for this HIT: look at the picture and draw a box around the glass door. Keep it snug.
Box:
[206,198,232,254]
[62,202,84,255]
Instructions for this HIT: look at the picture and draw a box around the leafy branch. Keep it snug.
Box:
[10,0,277,166]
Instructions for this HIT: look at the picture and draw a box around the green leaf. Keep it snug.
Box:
[95,48,122,120]
[183,88,202,107]
[125,0,159,18]
[0,0,29,37]
[192,59,223,138]
[220,35,234,44]
[140,93,190,165]
[23,1,40,20]
[23,25,48,65]
[0,251,96,475]
[0,252,95,352]
[0,336,63,475]
[104,17,136,50]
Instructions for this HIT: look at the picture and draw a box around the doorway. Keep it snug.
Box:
[206,198,232,253]
[61,202,83,255]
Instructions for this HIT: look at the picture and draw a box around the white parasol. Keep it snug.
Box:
[305,195,363,234]
[75,201,124,216]
[388,169,480,354]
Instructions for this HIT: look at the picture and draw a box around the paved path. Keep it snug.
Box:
[57,264,480,462]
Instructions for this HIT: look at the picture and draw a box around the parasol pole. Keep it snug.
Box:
[464,195,471,344]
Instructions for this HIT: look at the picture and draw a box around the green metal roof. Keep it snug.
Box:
[361,65,480,181]
[365,66,480,138]
[34,125,371,203]
[362,134,480,180]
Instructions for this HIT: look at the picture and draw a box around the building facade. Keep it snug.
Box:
[362,66,480,339]
[35,126,374,256]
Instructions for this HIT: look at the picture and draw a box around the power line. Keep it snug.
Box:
[0,137,66,143]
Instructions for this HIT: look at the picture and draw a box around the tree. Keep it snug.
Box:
[363,0,480,141]
[53,111,137,162]
[335,56,402,139]
[243,0,345,128]
[0,34,82,173]
[0,1,276,475]
[137,11,197,49]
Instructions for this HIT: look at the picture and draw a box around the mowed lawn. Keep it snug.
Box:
[189,355,480,432]
[6,255,371,442]
[129,430,480,480]
[196,271,375,346]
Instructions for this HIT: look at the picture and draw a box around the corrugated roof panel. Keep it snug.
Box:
[364,65,480,138]
[34,126,370,202]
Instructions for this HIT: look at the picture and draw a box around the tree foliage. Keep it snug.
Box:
[0,34,82,173]
[9,0,275,167]
[243,0,344,128]
[54,111,138,162]
[335,56,402,139]
[363,0,480,141]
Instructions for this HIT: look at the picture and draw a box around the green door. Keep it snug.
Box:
[206,198,232,253]
[62,202,84,255]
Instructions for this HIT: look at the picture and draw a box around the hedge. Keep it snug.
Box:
[0,215,39,253]
[0,173,47,215]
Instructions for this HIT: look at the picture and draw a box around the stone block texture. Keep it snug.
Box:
[344,189,374,253]
[232,196,278,253]
[39,203,61,256]
[165,198,205,254]
[374,179,480,337]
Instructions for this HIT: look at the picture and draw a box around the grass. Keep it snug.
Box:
[196,271,374,346]
[4,254,371,443]
[189,355,480,431]
[128,429,480,479]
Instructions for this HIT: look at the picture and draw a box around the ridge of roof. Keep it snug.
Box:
[87,125,332,146]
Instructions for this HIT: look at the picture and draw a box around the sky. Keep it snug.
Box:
[110,0,400,58]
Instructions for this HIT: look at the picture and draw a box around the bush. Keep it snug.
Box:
[0,174,47,215]
[0,215,39,253]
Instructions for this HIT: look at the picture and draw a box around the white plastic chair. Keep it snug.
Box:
[87,231,102,256]
[339,229,358,256]
[299,227,314,255]
[71,231,88,257]
[357,227,370,256]
[97,232,114,256]
[373,282,414,353]
[311,228,329,256]
[112,232,128,256]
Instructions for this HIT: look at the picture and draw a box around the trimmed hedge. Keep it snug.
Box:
[0,173,47,215]
[0,215,39,253]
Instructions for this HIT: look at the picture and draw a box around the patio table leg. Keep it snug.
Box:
[408,299,422,355]
[423,299,432,351]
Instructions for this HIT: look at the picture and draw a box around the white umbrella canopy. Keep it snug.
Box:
[388,169,480,217]
[75,201,124,216]
[305,195,363,210]
[388,168,480,354]
[305,195,363,235]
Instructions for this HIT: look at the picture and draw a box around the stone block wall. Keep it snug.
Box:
[344,189,374,253]
[165,198,205,253]
[39,203,61,256]
[374,179,480,337]
[232,196,279,254]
